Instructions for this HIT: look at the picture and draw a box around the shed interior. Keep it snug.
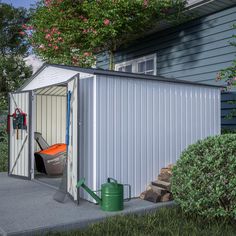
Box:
[33,84,67,188]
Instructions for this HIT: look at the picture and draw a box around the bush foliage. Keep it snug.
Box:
[29,0,187,68]
[217,24,236,90]
[172,134,236,219]
[0,112,8,172]
[221,128,236,134]
[0,3,32,110]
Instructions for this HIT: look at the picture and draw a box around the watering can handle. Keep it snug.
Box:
[107,177,117,184]
[123,184,131,201]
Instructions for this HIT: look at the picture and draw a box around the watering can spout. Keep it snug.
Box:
[76,178,102,205]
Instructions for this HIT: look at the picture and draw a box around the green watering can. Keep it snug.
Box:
[76,178,131,212]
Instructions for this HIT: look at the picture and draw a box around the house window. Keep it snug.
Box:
[117,64,132,73]
[115,54,156,75]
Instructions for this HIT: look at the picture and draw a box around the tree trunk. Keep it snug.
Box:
[109,50,114,70]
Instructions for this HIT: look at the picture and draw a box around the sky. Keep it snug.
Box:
[0,0,37,9]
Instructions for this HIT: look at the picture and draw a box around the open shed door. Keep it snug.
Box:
[67,76,79,201]
[8,91,33,179]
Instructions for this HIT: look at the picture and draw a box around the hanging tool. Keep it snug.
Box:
[7,108,27,139]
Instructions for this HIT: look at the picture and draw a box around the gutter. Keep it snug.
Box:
[186,0,215,10]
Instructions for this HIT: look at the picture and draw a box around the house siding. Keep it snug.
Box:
[221,92,236,130]
[97,5,236,129]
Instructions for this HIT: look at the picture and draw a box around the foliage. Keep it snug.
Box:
[0,112,8,172]
[171,134,236,219]
[0,3,29,56]
[217,24,236,90]
[0,3,32,110]
[222,128,236,134]
[0,57,32,110]
[29,0,187,68]
[48,207,236,236]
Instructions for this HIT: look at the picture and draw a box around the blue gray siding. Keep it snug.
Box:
[221,92,236,130]
[97,5,236,129]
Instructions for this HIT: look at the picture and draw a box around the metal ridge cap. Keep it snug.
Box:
[47,63,223,88]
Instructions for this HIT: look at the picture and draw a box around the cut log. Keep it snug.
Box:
[140,191,145,200]
[167,164,175,170]
[146,185,152,191]
[160,168,169,174]
[146,184,167,195]
[151,180,171,191]
[140,189,161,203]
[160,193,173,202]
[157,172,172,182]
[160,168,172,175]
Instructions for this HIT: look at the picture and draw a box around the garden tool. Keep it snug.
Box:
[76,177,131,211]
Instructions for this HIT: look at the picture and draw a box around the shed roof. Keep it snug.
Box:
[21,65,78,91]
[20,63,222,92]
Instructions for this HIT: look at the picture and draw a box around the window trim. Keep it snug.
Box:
[115,54,157,75]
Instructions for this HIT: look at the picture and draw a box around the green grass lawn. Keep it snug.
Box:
[49,207,236,236]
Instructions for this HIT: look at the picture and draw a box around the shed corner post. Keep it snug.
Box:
[92,75,97,195]
[7,93,11,176]
[77,74,81,204]
[28,90,34,180]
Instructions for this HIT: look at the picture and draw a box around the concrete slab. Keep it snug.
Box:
[34,174,62,189]
[0,173,174,236]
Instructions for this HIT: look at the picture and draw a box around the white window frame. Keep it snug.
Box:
[115,54,157,75]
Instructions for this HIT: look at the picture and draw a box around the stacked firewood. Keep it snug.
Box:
[140,164,174,203]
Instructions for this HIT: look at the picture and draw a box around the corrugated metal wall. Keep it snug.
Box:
[9,92,30,178]
[91,76,221,198]
[35,94,66,149]
[78,77,95,201]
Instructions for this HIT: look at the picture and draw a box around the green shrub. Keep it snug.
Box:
[0,112,8,172]
[221,128,236,134]
[171,134,236,219]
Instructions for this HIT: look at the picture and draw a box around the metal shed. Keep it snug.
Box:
[8,64,221,202]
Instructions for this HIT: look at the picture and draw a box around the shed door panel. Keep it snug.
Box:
[67,77,79,201]
[9,92,32,179]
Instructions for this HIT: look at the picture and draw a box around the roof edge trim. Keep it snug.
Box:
[17,63,224,92]
[47,63,223,89]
